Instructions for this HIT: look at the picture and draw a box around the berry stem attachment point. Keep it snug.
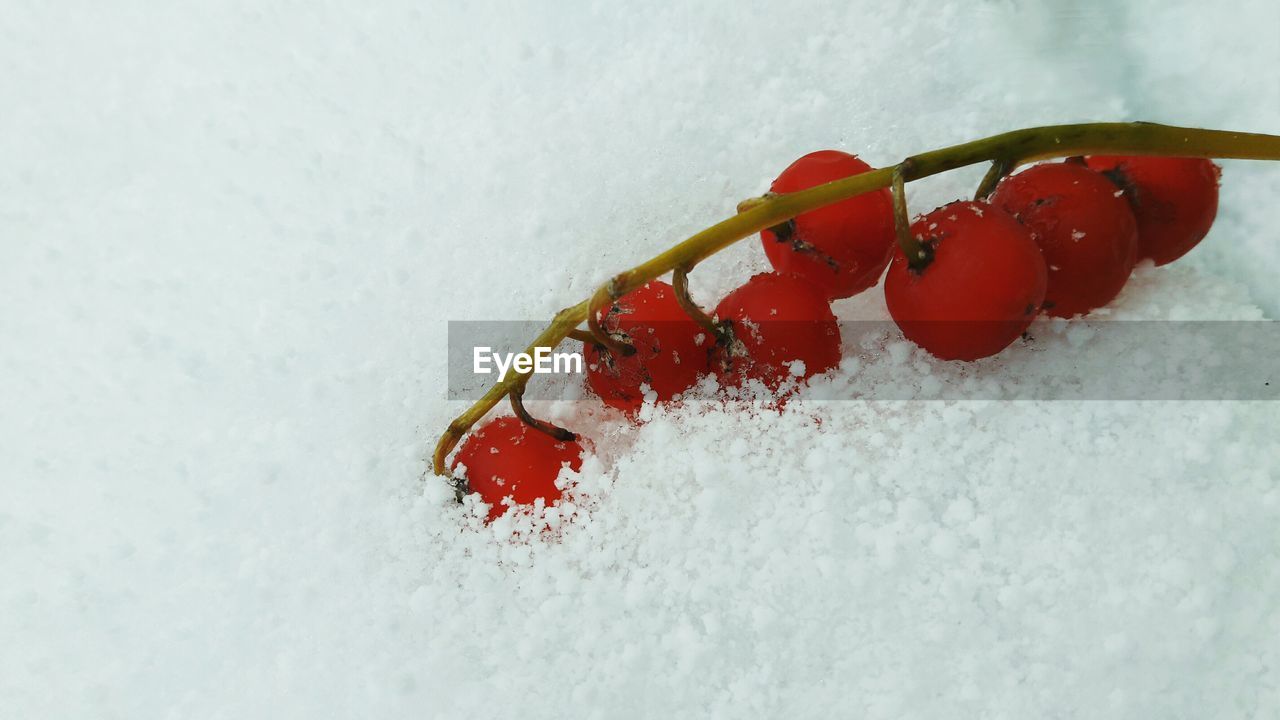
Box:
[509,381,577,442]
[672,264,726,342]
[974,157,1016,200]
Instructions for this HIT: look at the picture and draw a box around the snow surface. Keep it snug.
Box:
[4,1,1279,718]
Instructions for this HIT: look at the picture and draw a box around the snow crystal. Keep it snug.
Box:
[886,340,914,365]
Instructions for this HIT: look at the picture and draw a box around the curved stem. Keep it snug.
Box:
[432,122,1280,476]
[974,157,1016,200]
[509,381,577,442]
[434,302,587,473]
[587,281,636,358]
[567,328,598,345]
[892,162,931,271]
[671,265,723,340]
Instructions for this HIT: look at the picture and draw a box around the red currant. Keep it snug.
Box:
[1083,155,1220,265]
[450,416,586,522]
[990,162,1138,317]
[884,201,1047,361]
[761,150,896,299]
[584,280,712,415]
[713,272,841,391]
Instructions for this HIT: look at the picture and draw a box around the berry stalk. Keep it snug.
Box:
[432,122,1280,476]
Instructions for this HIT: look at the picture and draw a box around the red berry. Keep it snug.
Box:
[761,150,896,299]
[584,280,712,415]
[713,272,841,391]
[884,201,1047,361]
[1083,155,1220,265]
[450,416,586,522]
[990,162,1138,317]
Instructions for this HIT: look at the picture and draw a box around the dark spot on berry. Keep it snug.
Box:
[908,237,938,275]
[1100,166,1138,201]
[448,474,470,504]
[1024,303,1035,316]
[598,348,618,372]
[770,219,842,272]
[769,219,797,244]
[1041,300,1056,311]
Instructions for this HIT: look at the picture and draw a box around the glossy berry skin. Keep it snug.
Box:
[1083,155,1220,266]
[584,280,711,415]
[991,162,1138,318]
[713,272,841,390]
[761,150,896,299]
[450,416,585,522]
[884,202,1047,361]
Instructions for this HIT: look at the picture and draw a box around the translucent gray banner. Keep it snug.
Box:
[448,320,1279,401]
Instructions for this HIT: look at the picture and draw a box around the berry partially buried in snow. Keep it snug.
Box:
[451,416,586,522]
[713,272,841,391]
[583,280,712,416]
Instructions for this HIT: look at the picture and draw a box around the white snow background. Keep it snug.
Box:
[3,1,1279,717]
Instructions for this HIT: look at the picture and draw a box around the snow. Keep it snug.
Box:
[3,1,1280,718]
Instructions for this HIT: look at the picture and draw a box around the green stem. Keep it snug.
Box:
[509,381,576,442]
[432,122,1280,475]
[672,265,723,341]
[891,162,930,271]
[974,157,1016,200]
[567,328,598,345]
[586,281,636,358]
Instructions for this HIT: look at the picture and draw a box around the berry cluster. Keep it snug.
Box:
[447,131,1235,522]
[887,156,1218,360]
